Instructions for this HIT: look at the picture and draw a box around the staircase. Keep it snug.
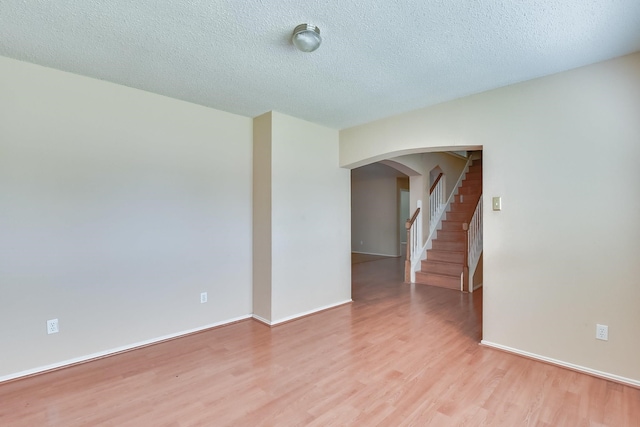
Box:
[415,158,482,290]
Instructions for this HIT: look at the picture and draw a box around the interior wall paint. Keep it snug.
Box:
[339,53,640,383]
[399,188,410,245]
[351,163,407,256]
[391,152,467,200]
[380,158,423,221]
[426,153,468,199]
[252,113,272,322]
[270,112,351,323]
[0,56,253,379]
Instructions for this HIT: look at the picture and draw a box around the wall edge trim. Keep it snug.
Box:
[351,251,400,257]
[480,340,640,389]
[272,299,353,326]
[0,314,253,384]
[252,314,272,326]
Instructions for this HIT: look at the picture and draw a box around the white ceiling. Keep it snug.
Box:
[2,1,640,129]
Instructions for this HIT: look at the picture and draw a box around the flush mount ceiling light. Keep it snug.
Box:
[292,24,322,52]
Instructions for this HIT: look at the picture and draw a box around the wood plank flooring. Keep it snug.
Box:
[1,257,639,426]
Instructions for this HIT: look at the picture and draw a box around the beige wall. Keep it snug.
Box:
[253,112,352,324]
[392,152,467,201]
[252,114,272,321]
[351,163,407,256]
[0,57,253,379]
[340,53,640,384]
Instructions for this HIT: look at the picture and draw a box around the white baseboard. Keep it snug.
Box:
[253,300,353,326]
[252,314,271,326]
[481,340,640,388]
[0,314,253,384]
[351,251,399,257]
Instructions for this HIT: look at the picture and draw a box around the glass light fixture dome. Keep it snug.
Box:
[292,24,322,52]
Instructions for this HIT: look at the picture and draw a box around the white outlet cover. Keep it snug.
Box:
[47,318,59,334]
[596,324,608,341]
[200,292,208,303]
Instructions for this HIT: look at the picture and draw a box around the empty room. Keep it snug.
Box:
[1,1,639,425]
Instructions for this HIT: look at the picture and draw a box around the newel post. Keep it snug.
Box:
[404,206,421,284]
[462,222,470,292]
[405,219,412,283]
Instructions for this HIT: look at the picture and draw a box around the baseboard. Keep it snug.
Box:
[0,314,253,384]
[351,251,399,257]
[253,299,353,326]
[480,340,640,389]
[251,314,271,326]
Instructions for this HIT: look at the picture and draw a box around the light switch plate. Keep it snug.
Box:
[492,196,501,211]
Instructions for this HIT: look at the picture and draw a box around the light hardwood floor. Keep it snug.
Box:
[1,257,638,426]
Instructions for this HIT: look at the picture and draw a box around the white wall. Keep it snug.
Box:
[254,112,352,324]
[0,56,253,380]
[340,53,640,384]
[351,163,406,256]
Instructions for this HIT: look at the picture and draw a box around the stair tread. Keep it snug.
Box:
[427,250,465,264]
[432,242,465,248]
[450,206,478,209]
[428,252,464,257]
[415,271,461,290]
[421,259,464,275]
[433,244,465,248]
[423,258,462,265]
[417,271,460,279]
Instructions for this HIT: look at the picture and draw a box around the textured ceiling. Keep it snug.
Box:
[2,1,640,129]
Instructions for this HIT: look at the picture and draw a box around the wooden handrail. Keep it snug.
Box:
[429,173,444,194]
[405,207,421,230]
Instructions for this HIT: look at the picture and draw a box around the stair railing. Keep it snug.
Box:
[410,157,475,284]
[429,173,445,236]
[463,197,483,292]
[426,156,474,247]
[404,202,422,283]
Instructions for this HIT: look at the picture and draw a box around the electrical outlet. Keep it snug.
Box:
[200,292,208,304]
[47,319,59,334]
[596,324,608,341]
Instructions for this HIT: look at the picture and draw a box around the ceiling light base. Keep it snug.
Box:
[292,24,322,52]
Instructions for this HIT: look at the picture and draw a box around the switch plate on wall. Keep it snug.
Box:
[492,196,502,211]
[200,292,208,304]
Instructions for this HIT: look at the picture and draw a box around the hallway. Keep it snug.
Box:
[352,255,482,343]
